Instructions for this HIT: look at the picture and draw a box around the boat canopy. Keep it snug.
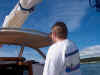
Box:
[0,28,51,48]
[0,28,52,59]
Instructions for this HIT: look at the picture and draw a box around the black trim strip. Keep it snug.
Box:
[65,49,79,58]
[19,2,34,13]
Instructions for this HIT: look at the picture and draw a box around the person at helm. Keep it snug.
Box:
[43,21,81,75]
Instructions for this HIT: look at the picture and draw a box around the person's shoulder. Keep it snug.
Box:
[48,41,63,51]
[66,39,76,45]
[48,43,57,51]
[50,43,56,48]
[63,39,73,45]
[66,39,78,48]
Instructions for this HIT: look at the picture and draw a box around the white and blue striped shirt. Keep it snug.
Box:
[43,39,81,75]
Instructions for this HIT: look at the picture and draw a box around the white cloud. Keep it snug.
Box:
[46,0,89,32]
[80,45,100,59]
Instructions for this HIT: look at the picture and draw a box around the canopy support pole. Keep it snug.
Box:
[34,48,46,59]
[19,45,25,57]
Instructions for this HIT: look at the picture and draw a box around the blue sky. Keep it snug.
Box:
[0,0,100,60]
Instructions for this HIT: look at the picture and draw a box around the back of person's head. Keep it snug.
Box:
[51,21,68,39]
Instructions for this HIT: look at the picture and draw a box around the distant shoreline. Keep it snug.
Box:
[80,57,100,63]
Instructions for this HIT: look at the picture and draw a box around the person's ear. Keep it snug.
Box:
[52,32,56,39]
[53,32,56,37]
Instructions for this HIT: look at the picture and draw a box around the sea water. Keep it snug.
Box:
[80,63,100,75]
[24,63,100,75]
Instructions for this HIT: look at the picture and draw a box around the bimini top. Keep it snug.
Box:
[0,28,52,48]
